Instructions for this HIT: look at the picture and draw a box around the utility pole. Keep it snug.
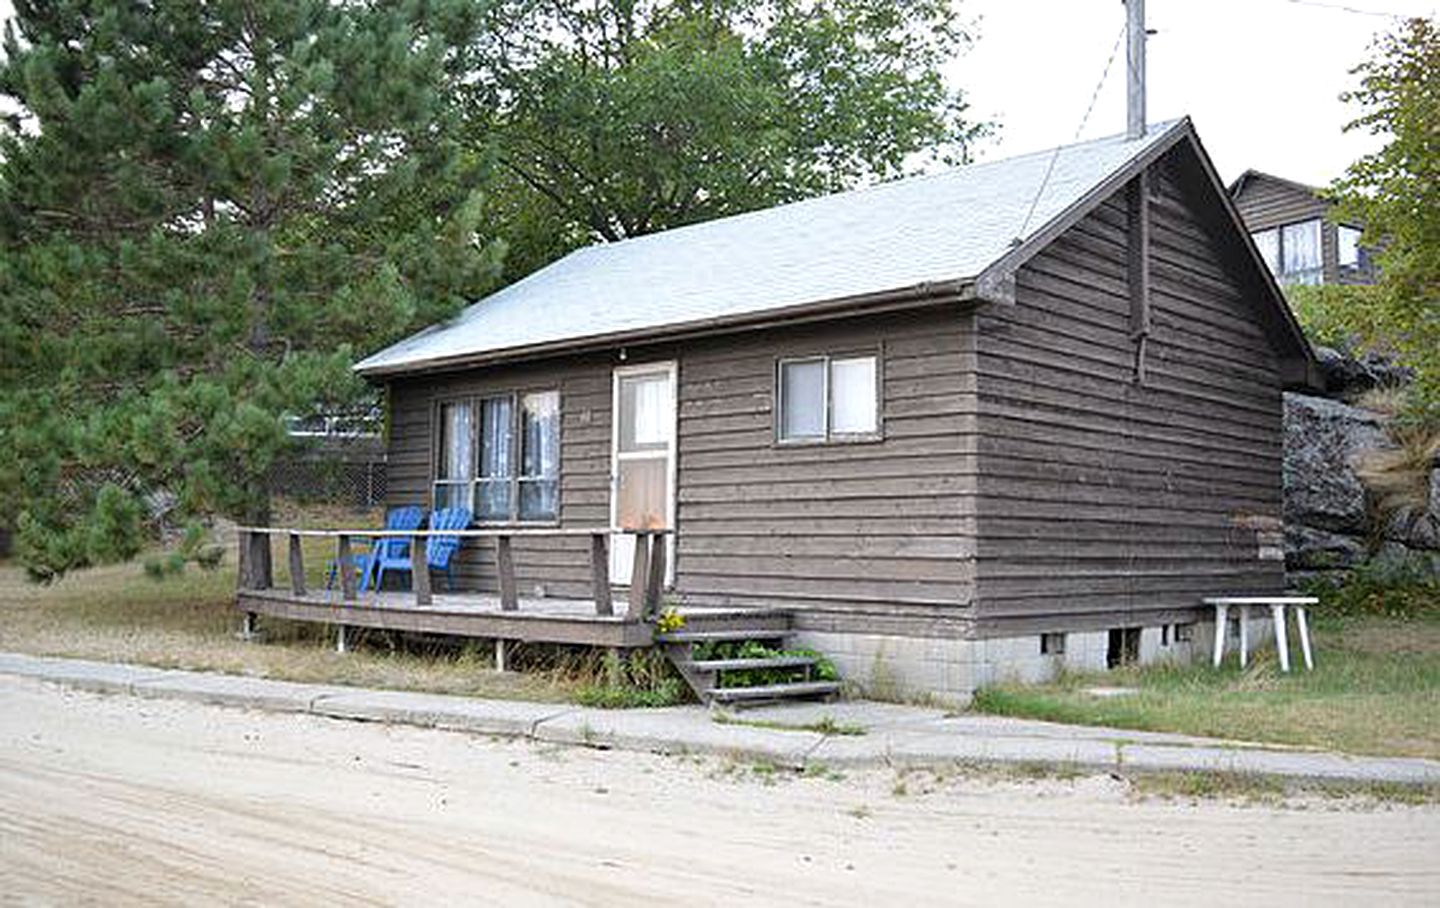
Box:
[1126,0,1147,139]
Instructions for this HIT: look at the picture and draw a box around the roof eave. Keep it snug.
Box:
[356,277,979,379]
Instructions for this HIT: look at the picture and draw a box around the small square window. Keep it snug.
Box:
[777,353,879,443]
[1174,623,1195,643]
[1040,632,1066,656]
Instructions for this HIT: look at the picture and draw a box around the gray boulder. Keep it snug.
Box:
[1313,345,1414,397]
[1283,393,1391,534]
[1284,524,1366,571]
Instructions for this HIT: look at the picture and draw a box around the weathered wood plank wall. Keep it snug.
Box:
[972,149,1287,635]
[672,309,977,636]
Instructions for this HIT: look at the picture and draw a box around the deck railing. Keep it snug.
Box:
[234,526,674,620]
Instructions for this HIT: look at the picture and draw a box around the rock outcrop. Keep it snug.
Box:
[1283,392,1439,581]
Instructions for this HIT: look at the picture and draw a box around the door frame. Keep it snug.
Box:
[609,359,678,586]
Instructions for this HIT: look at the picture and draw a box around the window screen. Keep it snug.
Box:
[779,359,826,441]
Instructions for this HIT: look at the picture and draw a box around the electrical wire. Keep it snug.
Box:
[1015,23,1128,243]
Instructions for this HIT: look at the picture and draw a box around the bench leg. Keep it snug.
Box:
[1296,607,1315,670]
[1212,604,1228,668]
[1272,604,1291,673]
[1238,606,1249,669]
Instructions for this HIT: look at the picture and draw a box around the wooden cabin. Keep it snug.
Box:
[238,119,1318,702]
[1229,169,1375,286]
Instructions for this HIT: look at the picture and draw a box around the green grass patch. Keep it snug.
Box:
[972,615,1440,759]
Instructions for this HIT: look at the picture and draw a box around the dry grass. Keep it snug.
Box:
[973,616,1440,760]
[1354,422,1440,524]
[1353,384,1411,420]
[0,552,584,703]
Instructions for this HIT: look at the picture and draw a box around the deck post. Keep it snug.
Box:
[494,638,507,672]
[338,534,357,601]
[589,533,613,616]
[336,623,349,654]
[626,533,652,619]
[238,529,272,591]
[644,534,667,619]
[411,533,433,606]
[496,535,518,611]
[288,533,306,596]
[240,611,258,641]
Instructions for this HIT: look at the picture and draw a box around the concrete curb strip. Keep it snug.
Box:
[2,653,1437,786]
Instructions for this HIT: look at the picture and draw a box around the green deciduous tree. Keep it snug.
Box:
[471,0,987,278]
[1331,16,1440,421]
[0,0,502,579]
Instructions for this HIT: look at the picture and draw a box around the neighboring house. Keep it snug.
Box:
[342,118,1316,701]
[1228,169,1374,286]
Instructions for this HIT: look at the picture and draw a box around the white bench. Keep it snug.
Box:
[1202,596,1318,672]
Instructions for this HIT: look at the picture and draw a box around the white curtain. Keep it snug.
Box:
[440,403,474,480]
[830,357,877,434]
[1282,220,1321,278]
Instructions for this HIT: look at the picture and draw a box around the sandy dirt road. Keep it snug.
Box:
[0,676,1436,906]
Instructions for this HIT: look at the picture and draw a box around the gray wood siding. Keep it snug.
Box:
[1231,173,1346,283]
[673,309,978,634]
[973,153,1286,633]
[386,355,615,600]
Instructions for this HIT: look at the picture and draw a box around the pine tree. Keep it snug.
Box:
[0,0,501,579]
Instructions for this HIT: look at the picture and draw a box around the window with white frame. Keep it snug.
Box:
[777,354,879,443]
[1251,219,1323,285]
[434,390,560,521]
[1337,224,1363,269]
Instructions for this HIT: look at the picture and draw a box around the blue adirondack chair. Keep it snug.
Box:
[326,505,425,592]
[374,506,472,593]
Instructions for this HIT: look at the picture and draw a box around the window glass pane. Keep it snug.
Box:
[437,402,474,480]
[615,458,668,529]
[830,356,877,434]
[519,390,559,520]
[476,479,512,521]
[619,374,671,452]
[477,396,513,520]
[1251,229,1279,274]
[480,397,513,478]
[519,480,558,521]
[433,481,472,511]
[779,360,825,440]
[1338,225,1362,267]
[1281,220,1321,278]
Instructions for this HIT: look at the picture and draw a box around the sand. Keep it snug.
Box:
[1,675,1435,906]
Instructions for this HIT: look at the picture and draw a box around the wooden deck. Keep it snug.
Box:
[233,524,677,648]
[237,587,655,647]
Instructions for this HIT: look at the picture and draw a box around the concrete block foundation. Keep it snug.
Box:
[796,614,1278,705]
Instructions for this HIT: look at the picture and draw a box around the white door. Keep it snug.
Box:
[610,362,677,585]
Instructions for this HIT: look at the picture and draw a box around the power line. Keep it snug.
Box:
[1016,23,1127,242]
[1281,0,1429,18]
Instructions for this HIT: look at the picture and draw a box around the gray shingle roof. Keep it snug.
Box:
[357,120,1187,375]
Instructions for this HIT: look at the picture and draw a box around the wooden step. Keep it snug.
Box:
[657,629,789,643]
[707,680,842,703]
[682,655,816,673]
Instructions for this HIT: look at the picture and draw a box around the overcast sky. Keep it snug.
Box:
[1,0,1433,187]
[954,0,1436,185]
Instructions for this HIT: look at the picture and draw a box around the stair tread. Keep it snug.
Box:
[658,629,789,643]
[683,656,815,672]
[707,681,842,701]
